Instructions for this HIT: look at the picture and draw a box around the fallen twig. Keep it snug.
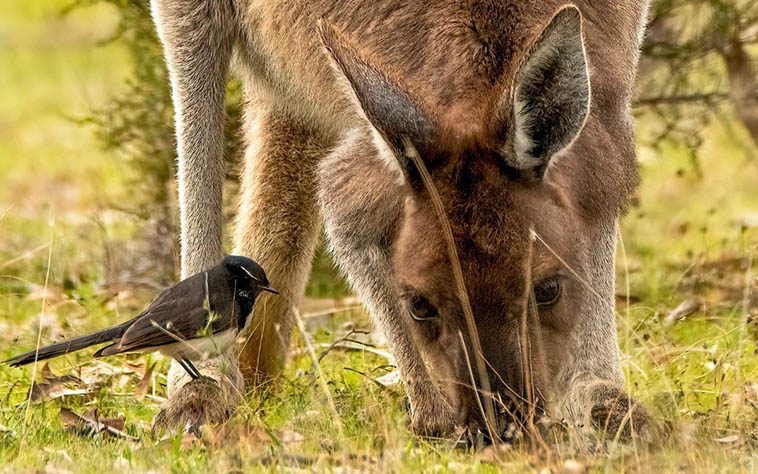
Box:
[317,329,376,362]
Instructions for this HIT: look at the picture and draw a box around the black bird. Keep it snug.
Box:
[4,255,277,379]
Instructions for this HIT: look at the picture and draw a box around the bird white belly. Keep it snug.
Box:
[151,329,236,360]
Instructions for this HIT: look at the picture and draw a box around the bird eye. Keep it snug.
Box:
[534,277,562,307]
[406,294,438,321]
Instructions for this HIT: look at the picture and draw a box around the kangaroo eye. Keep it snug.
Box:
[534,277,562,307]
[407,294,438,321]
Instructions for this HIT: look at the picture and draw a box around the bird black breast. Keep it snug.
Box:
[234,289,255,331]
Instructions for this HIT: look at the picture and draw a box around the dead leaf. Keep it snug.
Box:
[135,361,155,401]
[59,407,138,442]
[77,359,138,389]
[83,408,126,431]
[125,360,148,376]
[30,384,90,403]
[29,364,89,402]
[40,362,54,380]
[663,298,704,326]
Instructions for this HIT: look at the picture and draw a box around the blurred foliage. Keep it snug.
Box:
[636,0,757,154]
[72,0,244,282]
[73,0,175,282]
[77,0,756,281]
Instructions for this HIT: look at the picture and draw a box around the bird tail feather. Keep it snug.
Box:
[4,325,125,367]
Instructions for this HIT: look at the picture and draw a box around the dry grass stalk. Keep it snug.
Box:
[402,137,498,439]
[521,229,552,457]
[22,225,55,442]
[520,231,536,429]
[292,306,346,441]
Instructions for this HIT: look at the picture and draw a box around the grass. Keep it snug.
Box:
[0,1,756,472]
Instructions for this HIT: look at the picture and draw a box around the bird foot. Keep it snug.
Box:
[151,376,235,436]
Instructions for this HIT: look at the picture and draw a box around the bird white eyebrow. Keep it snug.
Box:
[240,266,261,282]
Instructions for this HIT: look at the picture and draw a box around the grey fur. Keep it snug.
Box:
[318,129,457,433]
[150,0,651,436]
[555,219,625,425]
[151,0,234,277]
[151,0,239,400]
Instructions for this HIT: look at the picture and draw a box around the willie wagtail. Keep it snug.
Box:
[4,255,278,379]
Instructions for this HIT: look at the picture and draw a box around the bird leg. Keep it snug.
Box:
[177,358,200,380]
[183,358,202,379]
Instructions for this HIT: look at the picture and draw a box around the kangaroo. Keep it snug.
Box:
[150,0,650,438]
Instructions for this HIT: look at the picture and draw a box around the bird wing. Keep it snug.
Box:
[109,307,214,353]
[105,272,234,354]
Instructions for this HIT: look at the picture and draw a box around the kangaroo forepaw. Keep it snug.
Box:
[152,376,235,436]
[409,395,458,439]
[590,392,651,440]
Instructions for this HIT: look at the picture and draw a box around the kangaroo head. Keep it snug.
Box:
[319,4,634,428]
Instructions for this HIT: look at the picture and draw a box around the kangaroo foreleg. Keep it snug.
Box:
[150,0,240,429]
[152,0,235,277]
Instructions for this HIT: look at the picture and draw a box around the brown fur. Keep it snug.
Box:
[151,0,650,438]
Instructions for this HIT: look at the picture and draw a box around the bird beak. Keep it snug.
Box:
[260,284,279,295]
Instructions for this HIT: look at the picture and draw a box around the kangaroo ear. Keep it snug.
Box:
[318,21,437,163]
[507,5,590,175]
